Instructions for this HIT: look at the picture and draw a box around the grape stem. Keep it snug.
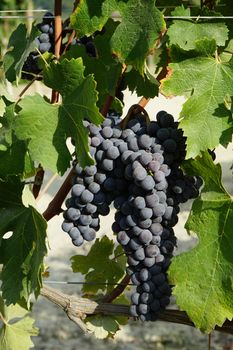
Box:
[100,95,114,117]
[33,0,63,199]
[40,285,233,335]
[63,1,80,54]
[54,0,62,60]
[101,274,131,303]
[43,168,75,221]
[137,54,169,109]
[100,64,127,117]
[51,0,63,104]
[16,75,40,104]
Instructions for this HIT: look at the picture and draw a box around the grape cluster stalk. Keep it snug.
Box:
[62,109,203,322]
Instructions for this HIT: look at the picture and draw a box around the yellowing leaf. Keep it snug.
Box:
[85,315,120,339]
[0,298,38,350]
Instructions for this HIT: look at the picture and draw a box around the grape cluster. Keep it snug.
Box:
[71,34,98,58]
[22,14,102,80]
[62,114,124,246]
[62,109,202,321]
[22,12,54,80]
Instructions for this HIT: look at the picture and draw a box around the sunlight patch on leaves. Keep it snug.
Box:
[13,59,103,173]
[0,296,38,350]
[161,57,233,158]
[167,6,228,51]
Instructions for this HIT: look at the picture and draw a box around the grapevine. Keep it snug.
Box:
[1,0,233,348]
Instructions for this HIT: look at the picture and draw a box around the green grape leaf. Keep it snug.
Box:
[111,0,165,73]
[0,297,38,350]
[71,0,165,73]
[169,153,233,332]
[13,94,69,175]
[0,99,28,179]
[70,0,116,37]
[13,58,104,173]
[167,6,228,51]
[0,98,16,146]
[43,58,104,168]
[0,139,27,180]
[85,294,129,338]
[3,24,39,83]
[85,315,120,339]
[113,245,127,271]
[65,19,122,110]
[125,67,159,98]
[169,39,217,63]
[194,38,217,56]
[161,56,233,158]
[71,236,125,294]
[0,177,47,304]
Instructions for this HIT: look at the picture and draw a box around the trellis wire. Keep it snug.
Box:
[1,15,233,19]
[0,9,49,12]
[44,280,134,286]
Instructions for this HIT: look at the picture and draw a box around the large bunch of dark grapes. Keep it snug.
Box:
[62,108,203,321]
[22,12,54,80]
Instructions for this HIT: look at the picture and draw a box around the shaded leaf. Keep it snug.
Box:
[125,67,159,98]
[3,24,39,83]
[65,19,122,110]
[0,98,33,179]
[111,0,165,73]
[0,177,47,304]
[71,0,165,73]
[71,236,125,294]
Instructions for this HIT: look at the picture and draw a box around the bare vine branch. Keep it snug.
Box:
[41,285,233,335]
[100,64,127,117]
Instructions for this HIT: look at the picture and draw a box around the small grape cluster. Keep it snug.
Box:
[22,14,100,80]
[62,109,203,321]
[22,12,54,80]
[62,114,123,245]
[71,30,105,58]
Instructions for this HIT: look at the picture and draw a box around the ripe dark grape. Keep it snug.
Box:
[62,109,202,323]
[22,12,54,80]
